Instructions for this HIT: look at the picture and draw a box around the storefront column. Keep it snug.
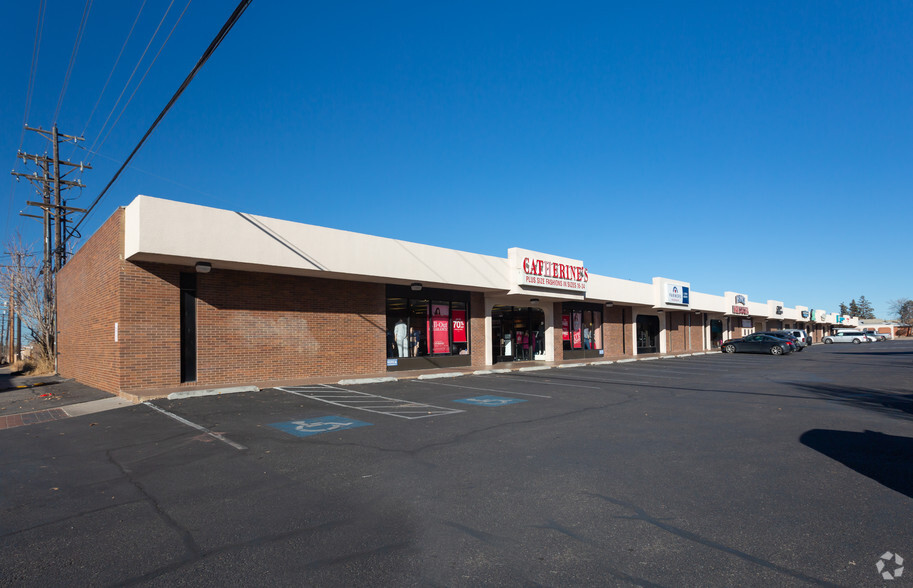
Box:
[659,312,668,354]
[540,303,555,362]
[484,298,495,366]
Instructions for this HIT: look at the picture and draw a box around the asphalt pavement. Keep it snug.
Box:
[1,341,912,586]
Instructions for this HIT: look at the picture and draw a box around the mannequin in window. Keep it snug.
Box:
[409,326,421,357]
[394,319,408,357]
[583,324,592,350]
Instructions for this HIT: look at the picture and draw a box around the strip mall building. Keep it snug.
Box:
[59,196,857,398]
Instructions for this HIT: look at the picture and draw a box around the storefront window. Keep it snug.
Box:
[410,299,429,356]
[562,303,603,358]
[452,301,468,355]
[386,285,471,369]
[387,298,409,358]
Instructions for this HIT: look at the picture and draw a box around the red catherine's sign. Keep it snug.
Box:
[732,305,750,315]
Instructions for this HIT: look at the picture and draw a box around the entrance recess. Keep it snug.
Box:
[491,306,546,363]
[636,315,660,354]
[710,319,723,348]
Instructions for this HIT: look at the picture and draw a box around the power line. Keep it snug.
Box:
[6,0,48,239]
[71,0,149,158]
[90,0,193,163]
[71,0,253,237]
[53,0,94,124]
[84,0,178,162]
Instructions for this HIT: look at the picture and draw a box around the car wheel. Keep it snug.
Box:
[853,338,861,344]
[723,344,736,354]
[824,338,833,344]
[771,345,783,355]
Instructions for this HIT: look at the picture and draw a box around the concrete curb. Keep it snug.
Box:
[166,386,259,400]
[338,377,398,386]
[417,372,465,380]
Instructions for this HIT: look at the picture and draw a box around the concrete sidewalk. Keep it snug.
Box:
[0,365,126,430]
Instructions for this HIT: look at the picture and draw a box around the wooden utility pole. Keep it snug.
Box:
[10,125,90,369]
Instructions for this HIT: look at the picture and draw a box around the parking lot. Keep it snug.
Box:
[2,341,912,586]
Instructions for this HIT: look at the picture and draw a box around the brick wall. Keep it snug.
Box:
[119,264,387,391]
[469,292,485,367]
[552,302,564,361]
[666,312,686,353]
[58,209,124,393]
[604,306,633,356]
[666,311,705,352]
[689,315,704,350]
[118,262,181,391]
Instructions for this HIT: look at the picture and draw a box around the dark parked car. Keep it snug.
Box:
[757,331,804,351]
[721,334,794,355]
[776,328,811,347]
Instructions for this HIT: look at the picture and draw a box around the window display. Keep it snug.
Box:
[562,303,603,358]
[385,286,470,368]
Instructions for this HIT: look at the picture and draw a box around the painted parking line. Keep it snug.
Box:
[270,416,372,437]
[143,402,247,451]
[478,374,605,389]
[453,395,527,407]
[416,379,552,398]
[278,384,464,419]
[486,373,651,387]
[610,365,727,376]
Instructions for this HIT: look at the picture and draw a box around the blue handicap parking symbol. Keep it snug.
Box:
[269,416,372,437]
[453,395,527,407]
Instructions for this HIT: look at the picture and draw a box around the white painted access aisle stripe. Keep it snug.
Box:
[143,402,247,451]
[278,384,464,419]
[416,379,552,399]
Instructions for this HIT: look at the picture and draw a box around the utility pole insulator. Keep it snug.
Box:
[10,124,90,372]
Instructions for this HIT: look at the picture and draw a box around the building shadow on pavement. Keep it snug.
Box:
[800,429,913,499]
[790,382,913,421]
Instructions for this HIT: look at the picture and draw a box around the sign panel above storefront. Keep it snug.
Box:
[663,282,690,306]
[732,305,750,315]
[508,248,588,294]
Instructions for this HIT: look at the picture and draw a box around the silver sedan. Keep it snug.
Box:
[822,331,872,344]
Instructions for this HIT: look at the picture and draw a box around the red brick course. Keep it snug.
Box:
[58,209,124,393]
[59,209,718,397]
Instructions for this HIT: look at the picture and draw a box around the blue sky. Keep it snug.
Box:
[2,1,911,317]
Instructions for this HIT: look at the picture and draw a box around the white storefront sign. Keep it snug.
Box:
[508,248,588,293]
[663,282,690,306]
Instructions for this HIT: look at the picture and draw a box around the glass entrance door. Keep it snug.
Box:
[710,319,723,348]
[492,306,546,363]
[636,315,660,354]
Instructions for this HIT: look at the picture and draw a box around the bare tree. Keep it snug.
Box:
[889,298,913,326]
[0,235,53,367]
